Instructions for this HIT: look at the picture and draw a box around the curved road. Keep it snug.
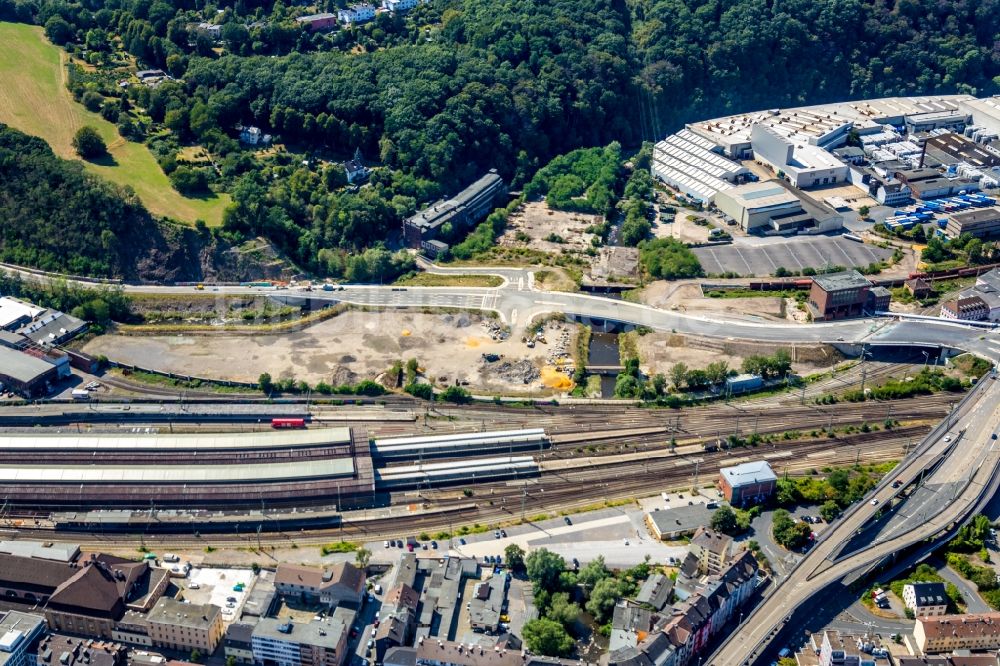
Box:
[2,260,996,354]
[712,375,1000,665]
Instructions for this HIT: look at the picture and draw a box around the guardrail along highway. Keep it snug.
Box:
[710,373,1000,666]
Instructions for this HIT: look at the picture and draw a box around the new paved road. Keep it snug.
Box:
[1,259,995,354]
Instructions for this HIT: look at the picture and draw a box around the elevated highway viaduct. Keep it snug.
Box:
[710,373,1000,666]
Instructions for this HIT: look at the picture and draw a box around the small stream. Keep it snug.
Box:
[588,331,620,398]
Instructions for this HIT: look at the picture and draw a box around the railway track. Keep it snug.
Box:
[16,426,919,551]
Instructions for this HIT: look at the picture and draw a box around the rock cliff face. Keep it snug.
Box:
[0,123,296,283]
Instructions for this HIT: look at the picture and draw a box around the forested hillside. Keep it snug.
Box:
[0,123,254,282]
[1,0,999,277]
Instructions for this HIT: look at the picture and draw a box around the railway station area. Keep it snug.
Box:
[0,427,545,519]
[371,427,548,460]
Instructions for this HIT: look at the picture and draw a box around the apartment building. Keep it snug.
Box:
[251,608,356,666]
[915,613,1000,653]
[146,599,223,653]
[274,563,365,611]
[903,582,949,617]
[687,528,733,576]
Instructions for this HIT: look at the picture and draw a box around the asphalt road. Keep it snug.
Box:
[1,258,996,355]
[712,374,1000,666]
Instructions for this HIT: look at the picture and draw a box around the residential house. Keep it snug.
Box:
[382,0,418,11]
[336,4,375,24]
[468,575,508,634]
[903,582,949,617]
[606,551,758,666]
[274,563,365,610]
[608,600,653,654]
[634,574,674,612]
[195,22,221,39]
[224,623,255,664]
[941,295,989,321]
[343,150,369,184]
[240,127,271,146]
[373,584,419,659]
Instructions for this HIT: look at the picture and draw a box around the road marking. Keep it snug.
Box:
[511,309,518,326]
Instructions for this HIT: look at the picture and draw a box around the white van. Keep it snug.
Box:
[162,553,180,563]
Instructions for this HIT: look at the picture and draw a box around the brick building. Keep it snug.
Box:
[808,271,879,321]
[718,461,777,507]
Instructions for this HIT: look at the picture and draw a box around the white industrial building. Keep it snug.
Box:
[651,129,749,203]
[714,179,843,235]
[687,96,975,161]
[959,97,1000,136]
[750,124,849,189]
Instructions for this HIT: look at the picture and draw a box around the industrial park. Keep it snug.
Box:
[8,92,1000,666]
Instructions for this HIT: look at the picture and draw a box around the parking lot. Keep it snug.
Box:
[182,567,256,622]
[694,236,892,277]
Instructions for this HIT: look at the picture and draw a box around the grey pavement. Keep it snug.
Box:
[2,255,995,358]
[934,561,991,613]
[694,236,892,277]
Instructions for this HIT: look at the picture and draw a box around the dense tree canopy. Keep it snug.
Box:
[0,124,198,279]
[3,0,1000,276]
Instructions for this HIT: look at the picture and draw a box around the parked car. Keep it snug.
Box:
[494,530,501,539]
[383,540,390,548]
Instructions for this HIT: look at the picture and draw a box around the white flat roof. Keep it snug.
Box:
[0,458,355,483]
[689,95,975,149]
[717,180,800,210]
[720,460,777,487]
[0,428,352,451]
[0,297,43,329]
[788,142,847,171]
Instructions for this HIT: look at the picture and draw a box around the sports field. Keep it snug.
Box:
[0,22,229,226]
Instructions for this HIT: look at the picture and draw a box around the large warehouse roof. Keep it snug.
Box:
[0,428,352,451]
[689,95,974,153]
[715,180,799,211]
[0,345,55,383]
[652,129,746,202]
[0,458,355,484]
